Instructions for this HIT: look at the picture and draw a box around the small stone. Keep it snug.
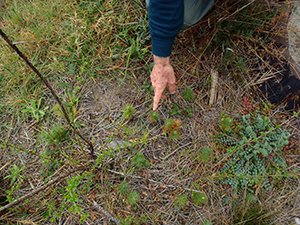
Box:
[107,140,129,150]
[288,3,300,66]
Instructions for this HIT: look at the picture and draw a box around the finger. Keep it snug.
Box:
[168,82,176,94]
[153,88,163,111]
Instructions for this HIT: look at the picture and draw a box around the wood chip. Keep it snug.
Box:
[209,69,219,106]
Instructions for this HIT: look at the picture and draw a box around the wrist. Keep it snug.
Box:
[153,55,170,66]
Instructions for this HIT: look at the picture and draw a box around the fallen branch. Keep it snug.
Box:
[0,167,84,213]
[0,29,95,158]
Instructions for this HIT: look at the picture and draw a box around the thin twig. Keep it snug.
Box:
[107,169,204,193]
[87,199,121,225]
[0,28,95,158]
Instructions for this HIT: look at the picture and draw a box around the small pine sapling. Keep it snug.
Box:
[127,191,140,206]
[199,147,212,163]
[163,119,182,140]
[202,220,212,225]
[132,152,149,170]
[40,124,70,145]
[117,181,130,196]
[182,86,194,102]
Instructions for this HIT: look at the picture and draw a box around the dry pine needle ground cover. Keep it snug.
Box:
[0,0,300,224]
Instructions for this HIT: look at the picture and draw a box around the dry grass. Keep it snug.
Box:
[1,0,300,224]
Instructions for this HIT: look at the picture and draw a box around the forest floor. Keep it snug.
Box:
[1,0,300,224]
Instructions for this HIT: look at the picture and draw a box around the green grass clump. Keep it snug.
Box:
[123,105,136,120]
[182,87,194,102]
[233,194,273,224]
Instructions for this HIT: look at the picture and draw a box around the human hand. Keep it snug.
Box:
[150,55,176,111]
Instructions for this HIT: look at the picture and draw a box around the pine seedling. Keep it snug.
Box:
[163,119,175,133]
[127,191,140,206]
[117,181,130,196]
[40,124,70,145]
[199,147,212,163]
[163,119,181,133]
[149,111,159,123]
[132,152,149,170]
[163,119,182,140]
[123,104,135,120]
[202,220,212,225]
[191,191,208,206]
[182,86,194,102]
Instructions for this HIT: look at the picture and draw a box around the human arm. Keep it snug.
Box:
[148,0,184,110]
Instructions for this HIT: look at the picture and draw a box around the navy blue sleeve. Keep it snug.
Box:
[148,0,184,57]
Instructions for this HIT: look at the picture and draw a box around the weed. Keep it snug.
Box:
[149,111,159,123]
[123,104,136,120]
[4,164,25,186]
[131,152,149,170]
[219,114,234,132]
[142,81,154,93]
[127,191,140,206]
[21,98,48,121]
[185,107,193,118]
[216,111,290,190]
[191,191,208,206]
[174,193,187,209]
[182,87,194,102]
[169,104,183,116]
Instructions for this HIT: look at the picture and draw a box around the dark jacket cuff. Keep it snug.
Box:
[151,36,174,57]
